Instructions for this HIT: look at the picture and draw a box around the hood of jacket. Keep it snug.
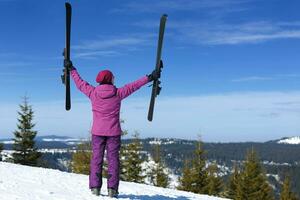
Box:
[95,84,117,99]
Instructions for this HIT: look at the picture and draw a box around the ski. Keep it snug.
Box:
[147,14,167,122]
[61,2,72,111]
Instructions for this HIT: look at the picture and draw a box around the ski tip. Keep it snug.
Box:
[65,2,71,8]
[162,14,168,18]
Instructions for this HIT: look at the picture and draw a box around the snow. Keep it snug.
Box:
[149,139,162,145]
[266,174,281,182]
[39,148,76,154]
[2,149,78,155]
[148,138,175,145]
[0,162,229,200]
[42,138,82,142]
[0,140,14,144]
[141,154,179,189]
[262,160,291,166]
[277,136,300,144]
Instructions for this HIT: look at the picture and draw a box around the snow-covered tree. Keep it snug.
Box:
[148,144,169,188]
[121,132,145,183]
[12,96,41,166]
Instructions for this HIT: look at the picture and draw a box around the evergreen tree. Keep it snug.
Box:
[237,148,274,200]
[120,142,128,181]
[148,144,169,188]
[120,120,129,181]
[227,164,241,199]
[205,163,223,196]
[71,140,91,175]
[12,96,41,166]
[235,183,244,200]
[189,139,208,194]
[177,159,193,191]
[280,176,299,200]
[121,132,145,183]
[178,138,224,195]
[0,142,3,161]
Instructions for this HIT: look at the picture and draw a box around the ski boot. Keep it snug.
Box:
[91,188,100,196]
[108,188,118,198]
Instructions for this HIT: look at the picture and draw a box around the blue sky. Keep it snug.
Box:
[0,0,300,142]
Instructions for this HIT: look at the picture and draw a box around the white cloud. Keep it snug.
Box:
[0,0,16,2]
[232,76,276,82]
[0,72,19,76]
[0,52,17,57]
[73,37,147,51]
[112,0,250,13]
[1,91,300,142]
[134,20,300,45]
[73,50,121,59]
[122,91,300,142]
[206,30,300,45]
[72,35,154,59]
[132,18,300,45]
[181,21,300,45]
[0,61,33,68]
[231,74,300,82]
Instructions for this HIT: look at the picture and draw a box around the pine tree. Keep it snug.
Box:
[178,138,213,194]
[237,148,274,200]
[121,132,145,183]
[189,139,208,194]
[280,176,299,200]
[227,164,241,199]
[0,142,3,161]
[71,140,91,175]
[120,120,129,181]
[177,159,193,191]
[148,144,169,188]
[120,142,128,181]
[205,163,223,196]
[12,96,41,166]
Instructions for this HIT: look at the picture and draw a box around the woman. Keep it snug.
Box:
[66,60,159,197]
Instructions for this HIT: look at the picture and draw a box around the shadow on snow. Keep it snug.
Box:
[119,194,191,200]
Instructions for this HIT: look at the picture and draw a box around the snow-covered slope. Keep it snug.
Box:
[277,136,300,144]
[0,162,229,200]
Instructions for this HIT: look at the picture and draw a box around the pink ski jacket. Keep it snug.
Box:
[71,69,149,136]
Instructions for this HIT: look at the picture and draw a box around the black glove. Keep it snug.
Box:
[147,60,163,82]
[147,69,161,82]
[64,59,75,71]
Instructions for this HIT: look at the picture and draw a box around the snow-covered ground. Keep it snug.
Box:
[0,162,229,200]
[277,136,300,144]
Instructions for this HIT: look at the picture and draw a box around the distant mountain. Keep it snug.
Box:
[36,135,76,141]
[0,135,86,149]
[2,134,300,144]
[277,136,300,145]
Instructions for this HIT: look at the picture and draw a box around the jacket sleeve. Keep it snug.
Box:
[70,69,95,98]
[117,76,149,100]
